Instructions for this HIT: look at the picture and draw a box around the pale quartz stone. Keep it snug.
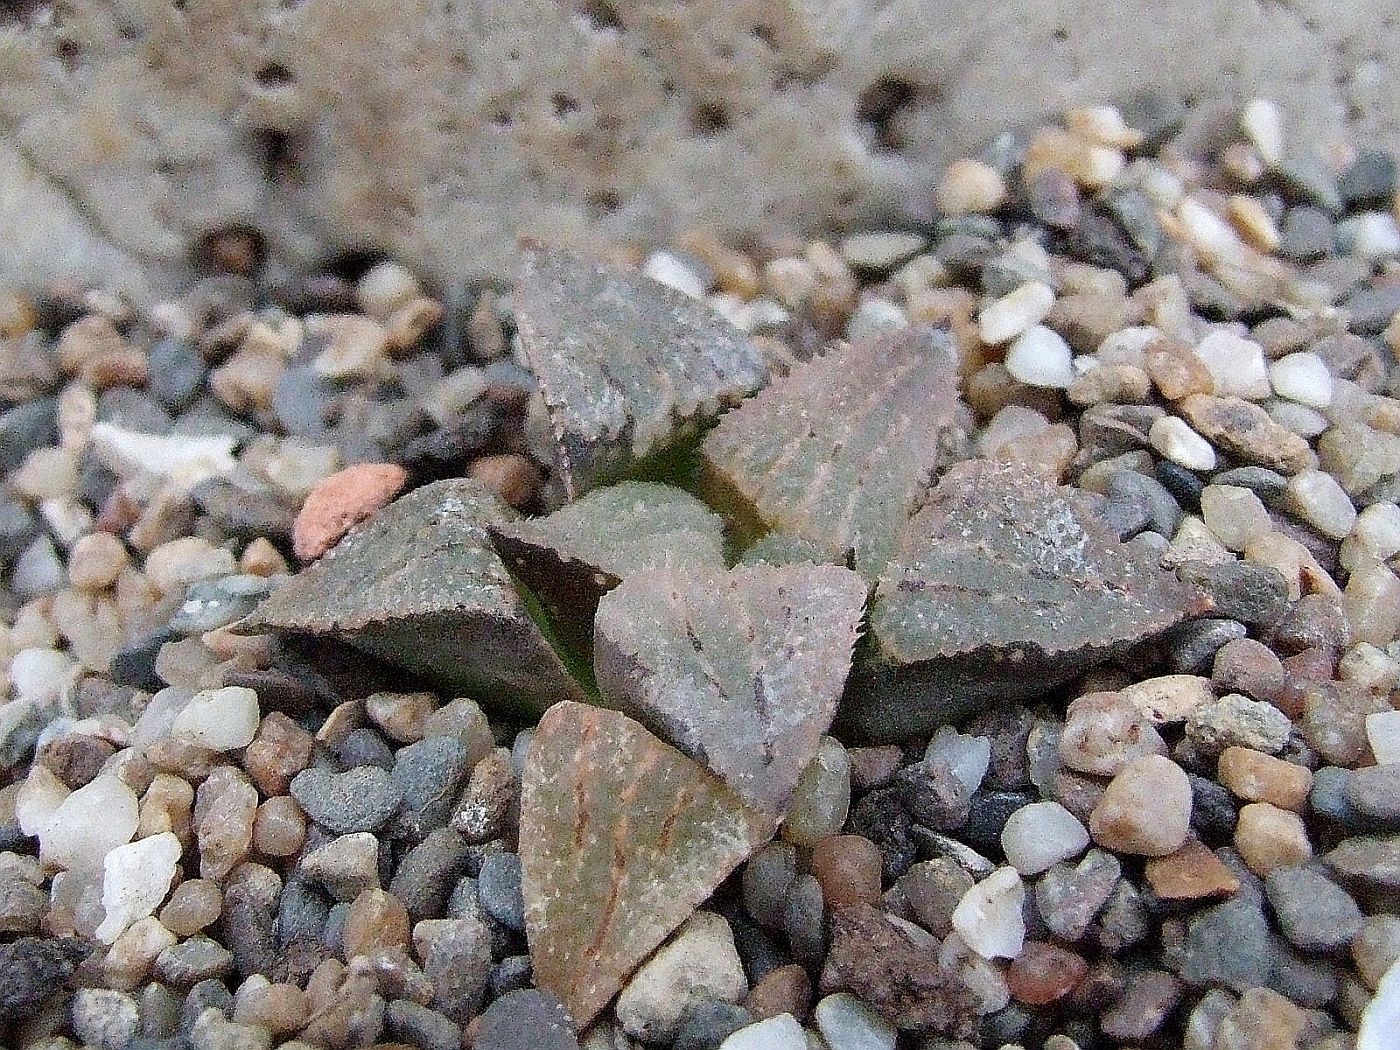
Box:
[1338,643,1399,694]
[1354,503,1400,561]
[1359,958,1400,1050]
[1246,531,1342,601]
[643,251,707,299]
[615,911,746,1044]
[96,831,182,943]
[813,992,897,1050]
[839,232,926,271]
[1149,416,1217,471]
[170,687,261,751]
[39,773,139,871]
[1193,330,1271,400]
[1338,212,1400,261]
[1285,470,1358,540]
[1269,352,1334,408]
[1024,127,1125,190]
[978,281,1055,344]
[89,422,238,492]
[308,314,391,380]
[1162,516,1234,571]
[356,261,422,321]
[1366,711,1400,765]
[143,537,238,594]
[717,1013,807,1050]
[1200,485,1271,552]
[936,159,1007,215]
[1267,399,1330,439]
[1345,560,1400,646]
[1005,325,1074,388]
[1240,98,1284,166]
[951,866,1026,960]
[1000,802,1089,875]
[9,647,78,704]
[15,764,71,837]
[1065,105,1144,149]
[924,727,991,796]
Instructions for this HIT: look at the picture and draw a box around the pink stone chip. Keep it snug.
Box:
[293,463,409,562]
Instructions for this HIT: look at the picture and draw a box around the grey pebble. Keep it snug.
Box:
[272,365,336,437]
[422,916,494,1024]
[391,827,472,920]
[139,982,183,1038]
[290,766,404,835]
[1108,468,1182,538]
[147,337,208,412]
[742,841,798,930]
[98,386,172,433]
[1275,157,1343,215]
[1094,878,1152,953]
[893,759,973,831]
[474,989,579,1050]
[178,979,234,1034]
[337,727,396,771]
[0,397,58,477]
[1310,766,1390,834]
[1212,466,1289,504]
[170,398,255,443]
[0,491,38,564]
[1271,944,1340,1008]
[1179,896,1276,993]
[960,789,1035,857]
[781,873,826,969]
[392,735,473,840]
[75,453,120,509]
[478,851,525,932]
[1155,459,1205,512]
[109,629,177,693]
[1176,561,1288,628]
[1344,763,1400,826]
[1264,865,1363,952]
[1326,833,1400,890]
[1025,167,1082,230]
[1341,284,1400,336]
[72,988,141,1050]
[1104,188,1164,258]
[981,252,1055,299]
[673,1001,755,1050]
[1166,618,1248,674]
[0,935,87,1022]
[323,902,348,953]
[1036,849,1120,942]
[489,954,534,999]
[847,786,918,879]
[167,575,272,635]
[386,1000,462,1050]
[154,935,235,986]
[190,480,296,544]
[1278,206,1335,264]
[1338,148,1398,209]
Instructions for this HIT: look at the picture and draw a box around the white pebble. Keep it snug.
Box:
[1355,502,1400,561]
[615,911,746,1044]
[309,314,391,380]
[15,765,70,837]
[1149,415,1217,472]
[813,992,897,1050]
[170,687,261,751]
[950,866,1026,960]
[11,535,65,599]
[9,647,78,705]
[1269,352,1334,408]
[1266,399,1330,440]
[1193,330,1271,400]
[839,232,927,272]
[96,831,182,944]
[356,261,421,321]
[144,537,238,594]
[643,251,707,299]
[845,298,909,342]
[1286,470,1358,540]
[978,281,1055,344]
[89,422,238,492]
[718,1013,807,1050]
[1367,711,1400,765]
[1359,957,1400,1050]
[1240,98,1284,167]
[924,727,991,796]
[1000,801,1090,876]
[39,773,139,872]
[1336,212,1400,261]
[1005,325,1074,388]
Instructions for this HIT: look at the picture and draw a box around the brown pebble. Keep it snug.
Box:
[244,712,317,797]
[200,228,265,276]
[292,462,408,562]
[808,834,884,909]
[342,888,411,959]
[1143,839,1241,900]
[450,747,516,844]
[253,796,308,857]
[55,314,149,389]
[1006,941,1088,1005]
[37,733,117,789]
[137,773,196,848]
[158,879,223,937]
[233,981,311,1036]
[1176,394,1315,474]
[1235,802,1312,876]
[1144,340,1214,401]
[1088,755,1192,856]
[195,766,259,881]
[1216,746,1312,811]
[847,746,904,790]
[365,691,437,745]
[1212,638,1286,704]
[744,963,813,1021]
[240,537,291,577]
[468,453,542,509]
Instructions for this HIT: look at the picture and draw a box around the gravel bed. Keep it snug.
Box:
[1,97,1399,1050]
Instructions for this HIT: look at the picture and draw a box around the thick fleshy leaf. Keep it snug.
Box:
[514,247,767,498]
[519,702,769,1029]
[843,460,1206,740]
[489,482,726,658]
[243,479,585,718]
[700,324,959,579]
[593,562,867,822]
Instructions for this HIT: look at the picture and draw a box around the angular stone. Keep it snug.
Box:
[489,481,725,658]
[594,562,865,822]
[245,478,585,717]
[515,247,765,498]
[701,324,958,580]
[1143,839,1241,900]
[518,703,770,1029]
[849,461,1203,738]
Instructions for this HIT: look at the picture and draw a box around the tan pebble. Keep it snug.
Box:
[239,537,290,577]
[252,796,307,858]
[309,314,392,380]
[1119,675,1213,725]
[679,234,761,298]
[1143,839,1241,900]
[158,878,223,937]
[316,699,366,749]
[1066,364,1151,408]
[143,536,238,594]
[762,256,818,308]
[1024,127,1125,190]
[210,348,284,413]
[1216,747,1312,811]
[1227,195,1281,252]
[808,834,884,909]
[424,697,497,767]
[1200,484,1272,553]
[468,453,542,510]
[937,158,1007,215]
[1088,755,1192,856]
[993,422,1078,480]
[103,915,177,990]
[1144,341,1214,401]
[384,297,444,355]
[138,773,195,847]
[744,963,812,1021]
[244,713,316,797]
[365,691,437,745]
[451,747,515,844]
[234,981,311,1036]
[1176,394,1316,474]
[1065,105,1144,150]
[1234,801,1312,876]
[67,532,130,591]
[1344,559,1400,646]
[1213,636,1286,707]
[56,315,149,389]
[1060,691,1167,776]
[0,287,37,338]
[194,766,258,881]
[342,888,411,958]
[1244,531,1341,601]
[11,446,78,501]
[357,261,423,321]
[292,462,408,562]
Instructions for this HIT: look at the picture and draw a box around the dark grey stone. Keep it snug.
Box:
[893,760,973,831]
[385,1000,462,1050]
[1177,561,1289,628]
[290,766,404,835]
[421,916,495,1023]
[147,337,207,412]
[97,386,172,433]
[0,936,87,1021]
[1179,897,1277,993]
[1275,157,1344,215]
[673,1001,755,1050]
[178,979,233,1034]
[1025,167,1081,230]
[780,873,826,969]
[336,727,396,771]
[1271,945,1340,1008]
[474,989,579,1050]
[959,790,1035,858]
[1165,618,1248,674]
[1310,766,1390,834]
[272,364,336,438]
[1104,188,1163,258]
[1342,284,1400,336]
[1212,466,1290,504]
[1094,879,1151,953]
[1344,763,1400,825]
[1108,468,1182,539]
[1339,148,1398,210]
[391,827,472,920]
[1278,206,1335,264]
[1265,865,1364,952]
[1188,773,1238,845]
[0,397,58,477]
[0,490,39,565]
[190,480,296,545]
[1155,460,1204,512]
[75,453,120,509]
[847,786,917,878]
[489,954,534,999]
[109,629,177,692]
[392,735,473,840]
[477,851,525,932]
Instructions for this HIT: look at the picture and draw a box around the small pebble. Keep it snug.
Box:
[291,462,408,562]
[937,158,1007,215]
[1000,801,1090,876]
[1192,330,1271,400]
[1150,415,1217,471]
[1216,747,1311,811]
[1235,802,1313,876]
[1004,325,1074,388]
[615,911,747,1045]
[1187,692,1293,755]
[978,281,1055,344]
[170,687,261,752]
[1088,755,1192,856]
[1264,865,1363,952]
[950,865,1026,960]
[716,1013,806,1050]
[812,991,896,1050]
[1284,469,1357,541]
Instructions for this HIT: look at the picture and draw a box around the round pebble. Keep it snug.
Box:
[978,281,1055,344]
[1150,415,1217,471]
[170,687,261,752]
[1235,802,1313,876]
[1004,325,1075,388]
[1001,801,1090,875]
[1088,755,1192,856]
